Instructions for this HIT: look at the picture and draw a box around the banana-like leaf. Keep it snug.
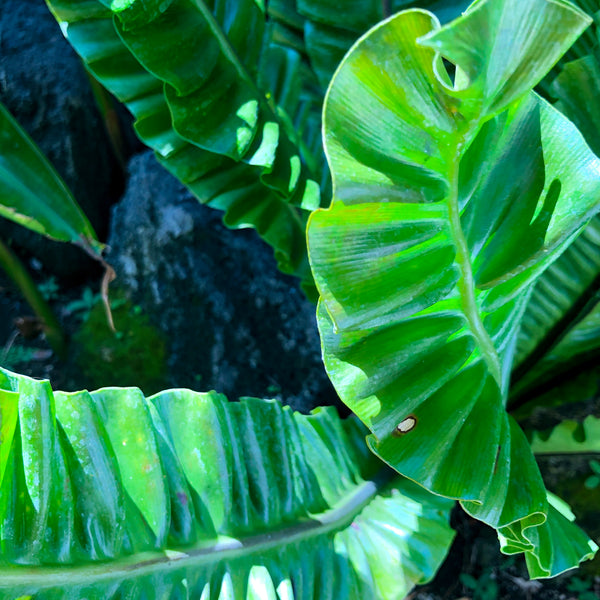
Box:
[0,102,103,256]
[0,366,455,599]
[44,0,324,290]
[307,0,599,576]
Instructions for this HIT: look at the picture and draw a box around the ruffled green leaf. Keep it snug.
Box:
[308,0,597,577]
[0,367,455,599]
[0,102,102,256]
[44,0,323,289]
[500,493,598,578]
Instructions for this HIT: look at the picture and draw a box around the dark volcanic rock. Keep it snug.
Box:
[0,0,124,279]
[107,151,339,413]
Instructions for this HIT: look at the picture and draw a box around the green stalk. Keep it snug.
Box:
[86,73,127,170]
[0,238,67,359]
[447,147,502,387]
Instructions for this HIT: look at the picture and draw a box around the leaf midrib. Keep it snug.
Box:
[0,471,393,589]
[447,143,502,386]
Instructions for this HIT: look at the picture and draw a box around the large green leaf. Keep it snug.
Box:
[44,0,324,291]
[0,367,455,599]
[307,0,599,576]
[0,102,102,256]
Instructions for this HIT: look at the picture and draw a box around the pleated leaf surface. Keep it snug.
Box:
[307,0,599,577]
[0,367,455,599]
[44,0,326,291]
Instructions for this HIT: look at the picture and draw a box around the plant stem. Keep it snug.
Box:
[0,469,395,589]
[0,238,67,359]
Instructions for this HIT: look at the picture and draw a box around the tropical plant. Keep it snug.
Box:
[0,367,455,599]
[42,0,473,298]
[0,0,600,597]
[307,0,600,581]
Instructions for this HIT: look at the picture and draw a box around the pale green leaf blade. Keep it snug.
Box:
[0,366,455,599]
[0,102,102,255]
[0,388,18,505]
[90,387,169,545]
[419,0,592,118]
[531,415,600,454]
[5,376,76,564]
[514,52,600,378]
[53,389,128,559]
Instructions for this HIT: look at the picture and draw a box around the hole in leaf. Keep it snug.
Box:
[393,415,417,436]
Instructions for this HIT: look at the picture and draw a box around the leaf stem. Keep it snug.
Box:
[0,237,67,359]
[0,470,395,589]
[447,150,502,386]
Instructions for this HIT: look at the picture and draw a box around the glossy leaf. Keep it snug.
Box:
[0,367,455,599]
[0,102,102,255]
[308,0,598,576]
[44,0,323,290]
